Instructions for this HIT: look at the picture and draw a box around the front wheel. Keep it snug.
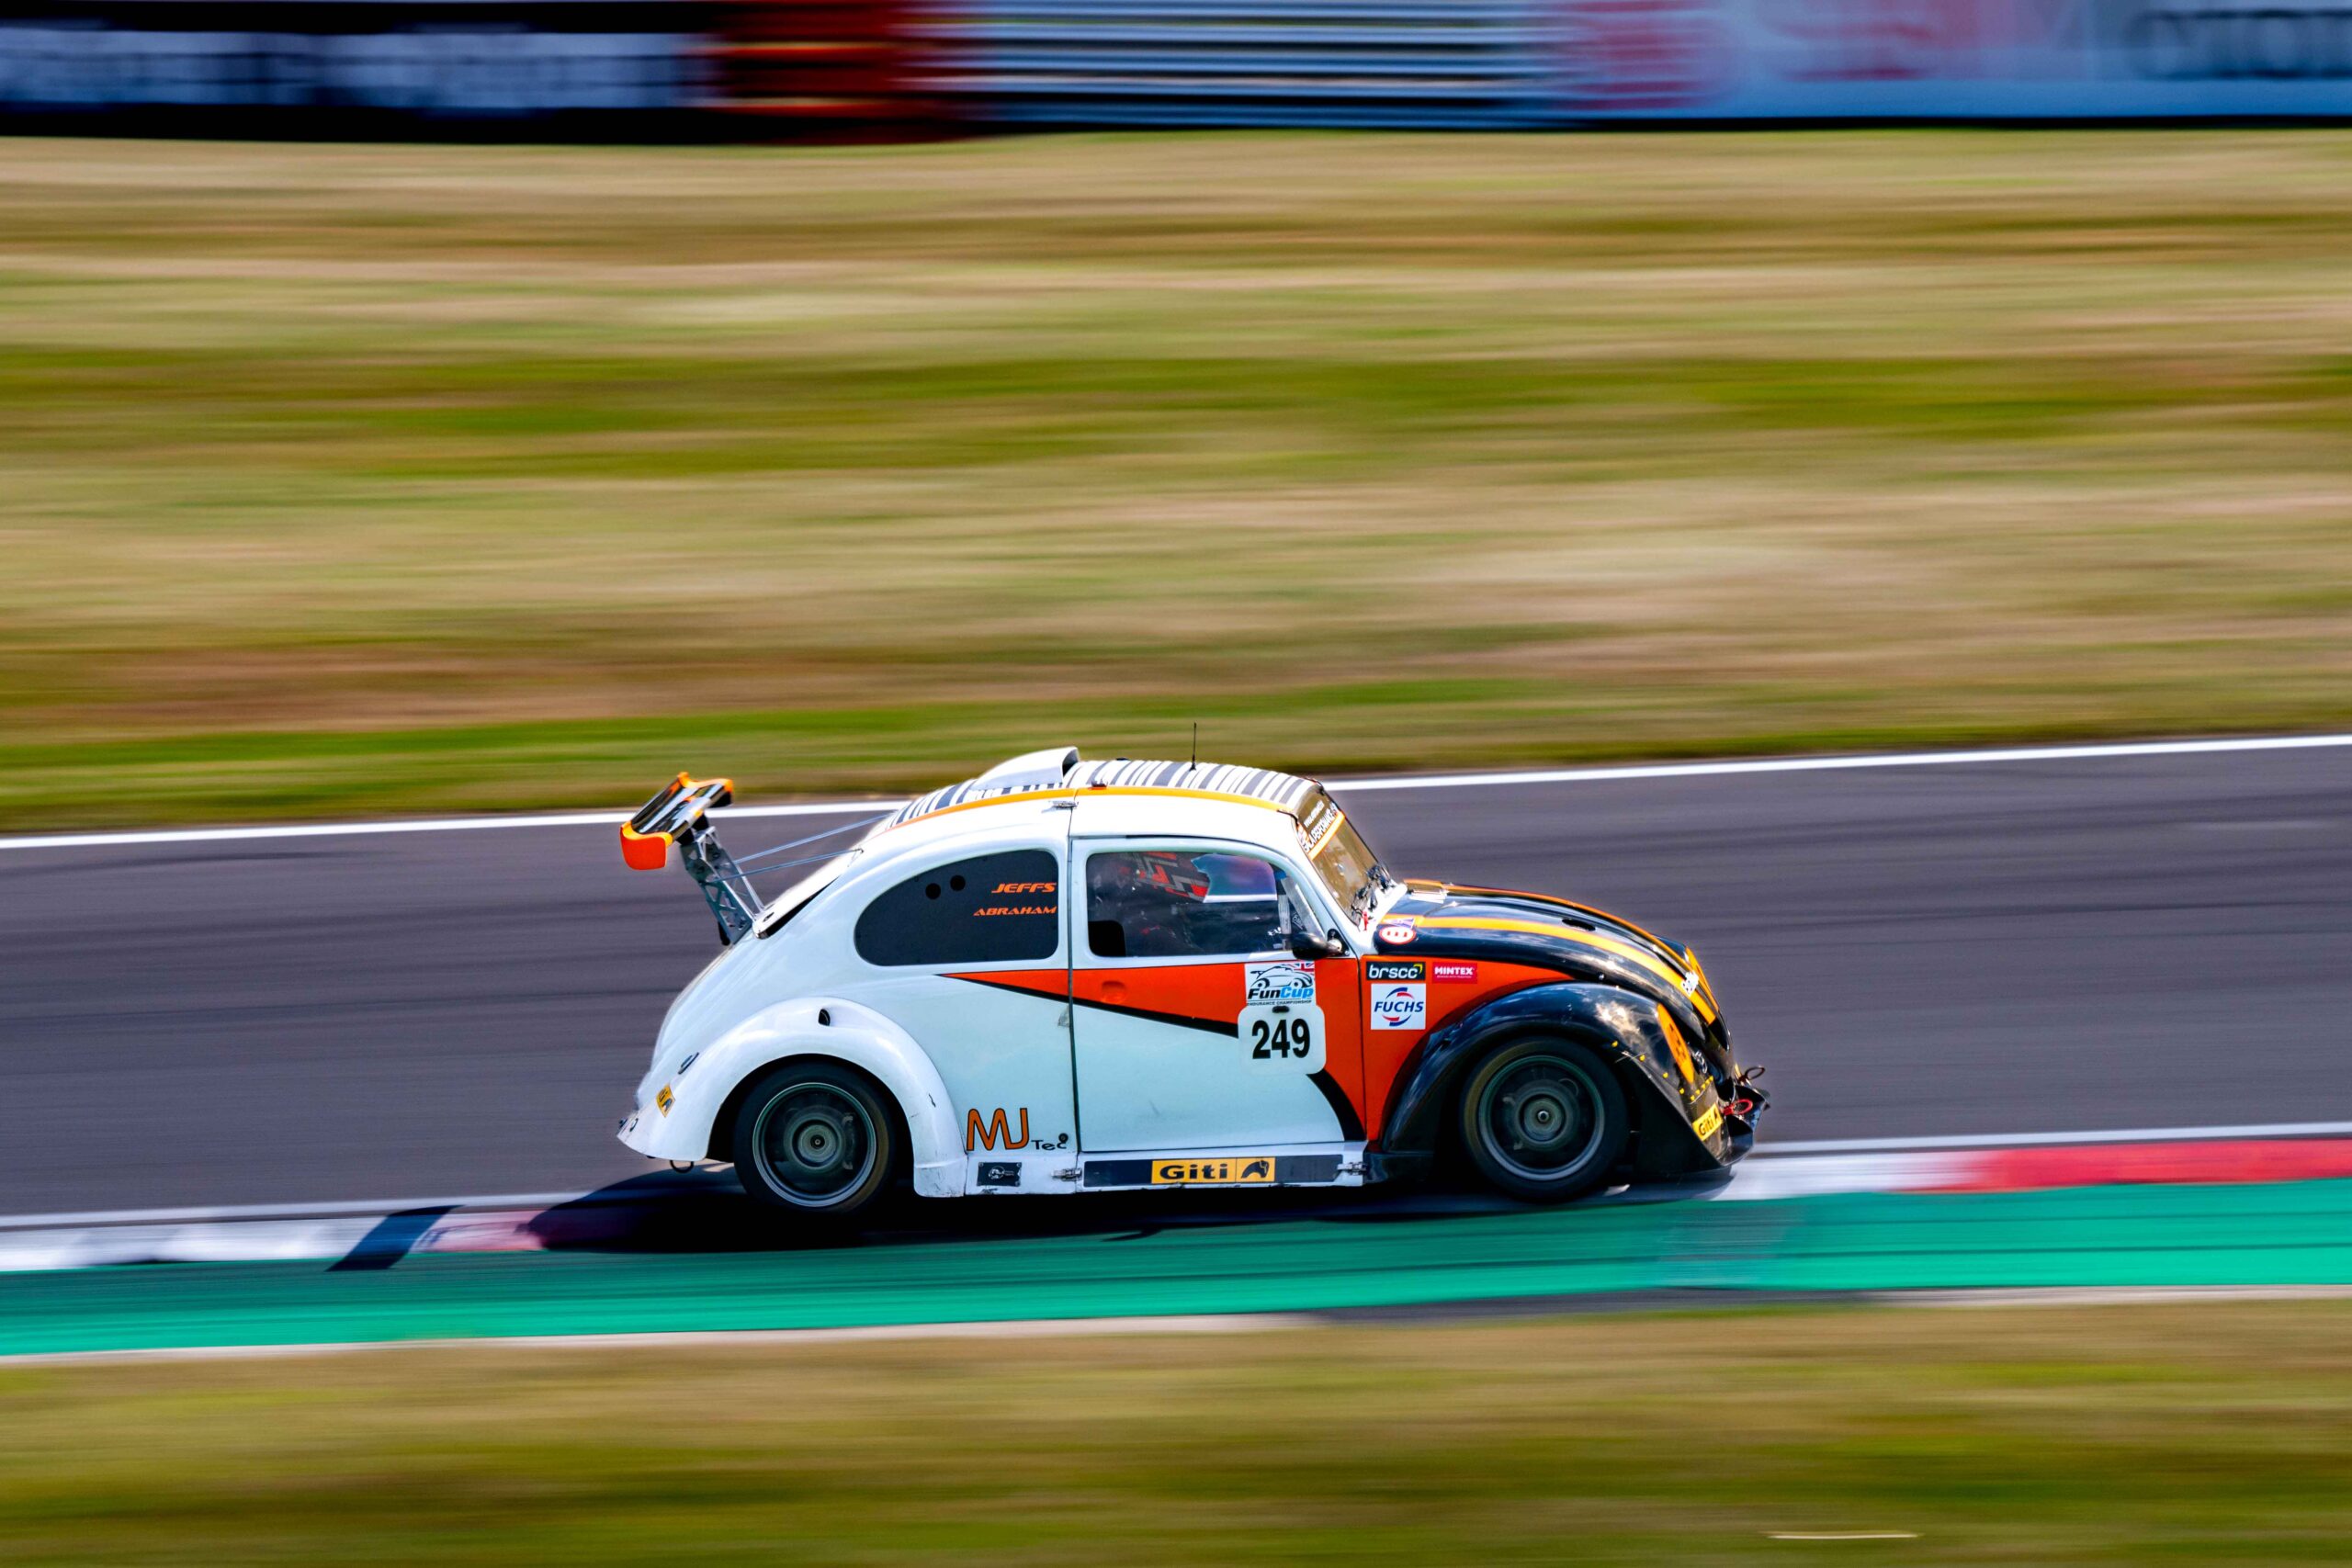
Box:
[730,1061,899,1221]
[1457,1038,1629,1202]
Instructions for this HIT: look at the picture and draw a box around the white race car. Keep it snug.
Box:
[616,749,1761,1223]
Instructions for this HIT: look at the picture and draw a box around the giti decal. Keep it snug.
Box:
[654,1084,674,1116]
[966,1106,1070,1153]
[1244,960,1317,1004]
[1365,959,1424,982]
[1370,983,1427,1031]
[1151,1156,1275,1185]
[1692,1105,1724,1142]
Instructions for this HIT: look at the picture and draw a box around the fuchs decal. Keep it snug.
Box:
[1151,1156,1275,1185]
[1243,960,1317,1004]
[1430,961,1478,984]
[1369,983,1427,1031]
[1366,959,1424,982]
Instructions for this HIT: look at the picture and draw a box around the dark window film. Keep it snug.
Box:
[854,850,1062,967]
[1086,849,1314,959]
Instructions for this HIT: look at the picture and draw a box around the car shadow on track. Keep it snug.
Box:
[517,1167,1735,1256]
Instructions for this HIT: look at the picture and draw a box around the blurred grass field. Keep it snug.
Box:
[6,131,2352,826]
[4,1301,2350,1563]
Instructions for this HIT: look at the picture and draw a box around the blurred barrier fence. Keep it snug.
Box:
[919,0,1555,128]
[0,2,696,118]
[0,0,707,126]
[3,0,2351,134]
[1541,0,2352,118]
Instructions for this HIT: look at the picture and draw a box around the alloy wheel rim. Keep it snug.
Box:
[752,1083,876,1208]
[1478,1055,1603,1183]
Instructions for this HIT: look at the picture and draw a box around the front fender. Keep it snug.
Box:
[617,997,964,1196]
[1377,982,1732,1179]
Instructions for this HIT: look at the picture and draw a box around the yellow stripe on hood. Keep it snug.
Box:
[1411,916,1718,1024]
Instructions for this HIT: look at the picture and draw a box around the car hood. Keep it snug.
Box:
[1376,882,1724,1036]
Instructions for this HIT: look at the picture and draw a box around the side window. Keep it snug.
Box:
[854,850,1062,967]
[1086,849,1314,960]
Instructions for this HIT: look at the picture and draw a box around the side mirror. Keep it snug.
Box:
[1290,926,1346,960]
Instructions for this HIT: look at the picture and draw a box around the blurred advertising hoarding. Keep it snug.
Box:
[0,26,695,113]
[0,3,697,118]
[1549,0,2352,115]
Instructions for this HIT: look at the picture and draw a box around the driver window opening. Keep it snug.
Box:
[1086,849,1316,960]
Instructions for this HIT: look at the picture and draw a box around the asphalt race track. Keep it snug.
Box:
[3,744,2346,1218]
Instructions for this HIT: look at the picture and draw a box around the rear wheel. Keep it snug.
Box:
[730,1061,898,1221]
[1458,1038,1629,1202]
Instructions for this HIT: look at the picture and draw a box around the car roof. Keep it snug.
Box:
[866,750,1322,862]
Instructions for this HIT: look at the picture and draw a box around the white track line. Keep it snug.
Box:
[0,1190,605,1232]
[0,1314,1314,1366]
[6,731,2347,853]
[1327,731,2352,793]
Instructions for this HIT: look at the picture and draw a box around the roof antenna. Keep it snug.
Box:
[1190,721,1199,773]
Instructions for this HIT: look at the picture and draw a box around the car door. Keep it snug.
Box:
[1069,839,1363,1153]
[842,838,1079,1183]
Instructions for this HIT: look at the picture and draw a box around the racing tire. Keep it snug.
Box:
[1457,1037,1629,1203]
[730,1060,899,1222]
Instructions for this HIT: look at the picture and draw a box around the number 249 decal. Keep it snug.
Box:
[1238,1002,1325,1073]
[1250,1014,1314,1059]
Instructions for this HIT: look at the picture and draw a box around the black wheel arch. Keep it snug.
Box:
[1375,981,1720,1181]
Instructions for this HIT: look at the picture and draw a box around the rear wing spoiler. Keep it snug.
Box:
[620,773,758,946]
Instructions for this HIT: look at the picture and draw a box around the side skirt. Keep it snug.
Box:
[960,1144,1367,1195]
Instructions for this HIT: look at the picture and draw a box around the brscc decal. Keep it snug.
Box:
[1152,1156,1275,1186]
[1244,960,1317,1004]
[1366,959,1424,982]
[1370,983,1427,1032]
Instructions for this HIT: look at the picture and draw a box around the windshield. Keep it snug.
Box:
[1296,791,1396,930]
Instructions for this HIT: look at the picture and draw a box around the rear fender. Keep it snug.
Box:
[621,998,963,1196]
[1378,982,1727,1178]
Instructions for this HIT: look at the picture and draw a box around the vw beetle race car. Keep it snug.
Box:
[616,749,1764,1222]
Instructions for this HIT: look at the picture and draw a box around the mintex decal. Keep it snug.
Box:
[1151,1156,1275,1186]
[1370,983,1427,1031]
[1431,961,1478,984]
[1244,960,1317,1004]
[1365,959,1424,982]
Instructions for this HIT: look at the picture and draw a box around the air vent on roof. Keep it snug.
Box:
[973,746,1081,791]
